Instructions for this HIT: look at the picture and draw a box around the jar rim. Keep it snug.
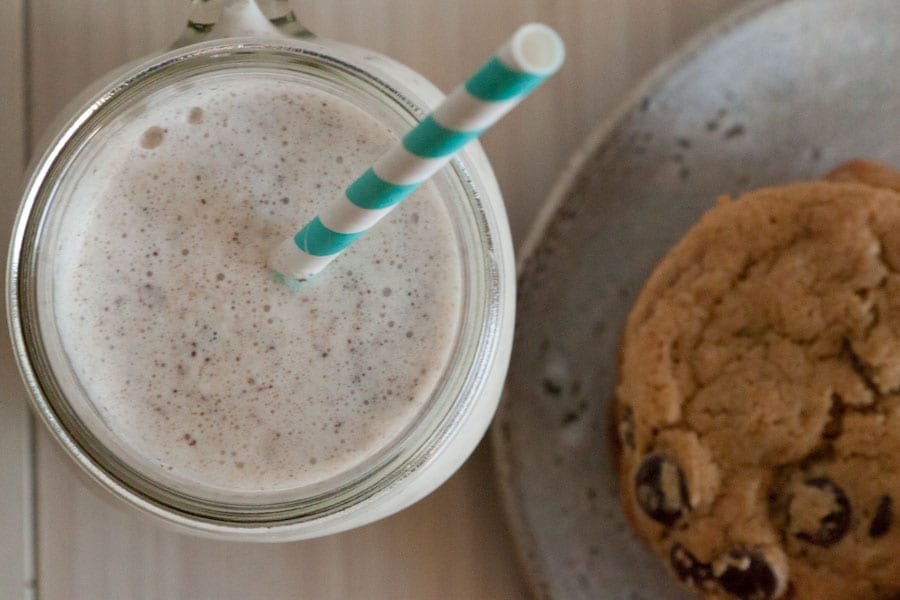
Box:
[7,37,508,537]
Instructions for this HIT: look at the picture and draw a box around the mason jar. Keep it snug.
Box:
[6,0,514,541]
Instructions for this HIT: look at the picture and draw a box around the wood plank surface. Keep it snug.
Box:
[22,1,745,598]
[0,1,34,598]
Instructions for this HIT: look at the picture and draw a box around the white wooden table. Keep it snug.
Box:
[0,1,745,597]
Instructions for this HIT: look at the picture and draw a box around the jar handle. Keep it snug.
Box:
[174,0,313,48]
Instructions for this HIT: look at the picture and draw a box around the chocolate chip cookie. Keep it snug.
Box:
[614,167,900,599]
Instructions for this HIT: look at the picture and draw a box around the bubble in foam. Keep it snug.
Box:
[188,106,204,124]
[140,126,166,149]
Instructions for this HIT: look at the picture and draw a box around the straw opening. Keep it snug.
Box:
[270,24,564,282]
[510,23,565,76]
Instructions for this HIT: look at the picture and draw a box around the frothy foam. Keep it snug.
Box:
[54,73,462,494]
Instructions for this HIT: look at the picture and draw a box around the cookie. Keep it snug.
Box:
[826,159,900,193]
[614,171,900,599]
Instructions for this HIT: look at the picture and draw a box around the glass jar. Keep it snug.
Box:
[7,0,514,541]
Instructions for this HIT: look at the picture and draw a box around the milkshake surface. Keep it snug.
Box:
[53,72,462,495]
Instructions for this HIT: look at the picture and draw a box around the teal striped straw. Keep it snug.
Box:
[269,23,565,281]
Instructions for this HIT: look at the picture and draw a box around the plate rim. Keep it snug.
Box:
[492,0,789,596]
[515,0,787,273]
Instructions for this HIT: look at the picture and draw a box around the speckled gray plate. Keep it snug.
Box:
[492,0,900,598]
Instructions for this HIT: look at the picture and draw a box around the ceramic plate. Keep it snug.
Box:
[492,0,900,597]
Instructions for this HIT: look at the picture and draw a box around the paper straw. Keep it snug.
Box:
[269,23,565,281]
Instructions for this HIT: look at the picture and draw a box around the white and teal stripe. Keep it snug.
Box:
[270,23,565,281]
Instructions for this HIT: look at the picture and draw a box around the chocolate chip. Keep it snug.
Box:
[634,453,689,526]
[715,549,779,600]
[793,478,851,546]
[869,495,892,538]
[670,543,712,587]
[822,396,845,440]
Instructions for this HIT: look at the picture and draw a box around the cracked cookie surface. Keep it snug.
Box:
[614,178,900,599]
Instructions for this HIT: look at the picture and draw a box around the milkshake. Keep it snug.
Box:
[53,72,462,497]
[11,35,514,539]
